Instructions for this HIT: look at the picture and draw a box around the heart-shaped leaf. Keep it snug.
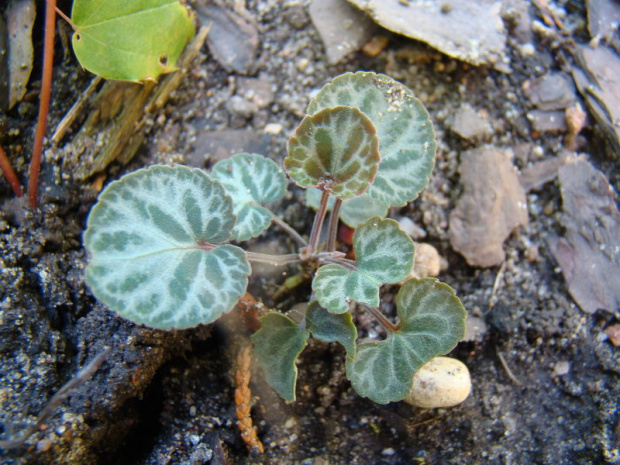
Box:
[251,312,309,401]
[305,187,388,228]
[308,72,436,208]
[71,0,195,81]
[84,165,251,330]
[211,153,288,241]
[346,278,467,404]
[285,106,380,199]
[306,301,357,358]
[313,217,414,314]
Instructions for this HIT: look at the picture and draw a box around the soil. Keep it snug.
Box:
[1,1,619,464]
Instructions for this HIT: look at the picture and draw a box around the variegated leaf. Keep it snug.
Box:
[84,165,251,330]
[285,106,380,199]
[211,153,288,241]
[346,278,467,404]
[312,217,414,314]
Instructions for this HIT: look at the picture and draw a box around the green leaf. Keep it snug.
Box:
[346,278,467,404]
[251,312,309,401]
[313,217,414,314]
[306,301,357,358]
[308,71,436,208]
[71,0,195,81]
[285,106,380,199]
[84,165,251,330]
[211,153,288,241]
[305,187,388,228]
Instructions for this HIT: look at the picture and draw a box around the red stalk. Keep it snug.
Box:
[28,0,56,208]
[0,144,24,197]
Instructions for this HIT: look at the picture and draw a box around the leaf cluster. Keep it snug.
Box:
[84,72,466,404]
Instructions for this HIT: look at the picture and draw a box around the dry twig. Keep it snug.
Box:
[234,344,264,453]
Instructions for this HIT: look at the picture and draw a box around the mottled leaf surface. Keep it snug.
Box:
[306,301,357,358]
[313,217,414,313]
[286,106,379,198]
[71,0,194,81]
[211,153,288,241]
[84,165,251,329]
[251,312,309,401]
[308,71,436,208]
[305,187,388,228]
[346,278,466,404]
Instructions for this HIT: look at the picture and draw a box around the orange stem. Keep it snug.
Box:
[0,144,24,197]
[28,0,56,208]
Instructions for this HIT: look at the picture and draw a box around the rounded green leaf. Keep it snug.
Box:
[308,72,436,208]
[312,217,414,314]
[84,165,251,330]
[305,187,388,228]
[211,153,288,241]
[346,278,467,404]
[71,0,195,81]
[285,106,380,198]
[306,301,358,358]
[251,312,309,401]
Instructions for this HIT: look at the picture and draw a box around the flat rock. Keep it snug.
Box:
[5,0,35,110]
[524,72,576,111]
[347,0,510,71]
[587,0,620,52]
[451,104,493,141]
[449,146,528,267]
[309,0,376,64]
[547,160,620,317]
[186,128,271,167]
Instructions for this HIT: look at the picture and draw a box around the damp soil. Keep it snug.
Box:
[1,1,619,464]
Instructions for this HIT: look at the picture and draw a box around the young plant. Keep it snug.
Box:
[83,71,466,404]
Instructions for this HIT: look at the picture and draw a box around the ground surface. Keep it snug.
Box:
[1,1,619,464]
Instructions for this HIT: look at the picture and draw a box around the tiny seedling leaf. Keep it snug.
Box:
[71,0,195,81]
[251,312,309,401]
[313,217,414,314]
[84,165,251,330]
[346,278,467,404]
[305,187,388,228]
[308,71,436,208]
[306,301,357,358]
[211,153,288,241]
[285,106,380,199]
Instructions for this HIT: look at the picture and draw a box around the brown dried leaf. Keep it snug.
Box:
[449,146,528,267]
[548,160,620,317]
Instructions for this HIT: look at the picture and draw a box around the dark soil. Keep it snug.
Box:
[1,1,619,464]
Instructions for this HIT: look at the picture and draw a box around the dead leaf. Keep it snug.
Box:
[449,146,528,267]
[548,160,620,317]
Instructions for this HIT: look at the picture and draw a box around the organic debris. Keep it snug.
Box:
[4,0,35,110]
[572,45,620,157]
[449,146,528,267]
[548,160,620,317]
[346,0,510,71]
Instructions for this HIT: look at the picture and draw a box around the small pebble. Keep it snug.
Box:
[404,357,471,408]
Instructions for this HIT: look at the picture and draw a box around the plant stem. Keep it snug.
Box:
[305,189,330,256]
[359,302,399,333]
[28,0,56,209]
[269,211,307,247]
[244,252,302,266]
[0,145,23,197]
[325,197,342,252]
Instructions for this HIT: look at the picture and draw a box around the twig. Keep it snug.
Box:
[51,76,103,144]
[235,344,264,453]
[496,347,522,386]
[489,261,506,309]
[0,144,23,197]
[28,0,57,208]
[0,348,110,449]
